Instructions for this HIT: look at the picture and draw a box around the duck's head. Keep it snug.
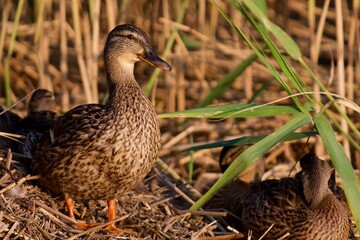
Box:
[300,153,332,209]
[104,24,171,72]
[219,145,264,184]
[28,89,56,114]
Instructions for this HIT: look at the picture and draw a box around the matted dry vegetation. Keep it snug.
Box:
[1,0,360,239]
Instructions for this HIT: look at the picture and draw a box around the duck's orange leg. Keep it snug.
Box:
[65,193,75,219]
[65,195,135,234]
[104,199,136,235]
[64,193,97,229]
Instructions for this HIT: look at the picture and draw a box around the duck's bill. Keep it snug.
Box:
[138,49,172,71]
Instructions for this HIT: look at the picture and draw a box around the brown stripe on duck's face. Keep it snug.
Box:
[104,24,171,71]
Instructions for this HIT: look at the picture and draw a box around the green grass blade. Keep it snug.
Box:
[159,104,305,119]
[314,113,360,230]
[301,60,360,141]
[209,0,305,111]
[241,0,301,61]
[183,132,317,152]
[4,0,25,106]
[252,0,268,17]
[195,49,262,108]
[238,2,306,98]
[190,112,312,210]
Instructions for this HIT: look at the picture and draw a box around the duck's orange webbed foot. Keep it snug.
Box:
[65,195,136,235]
[65,194,98,229]
[75,222,99,229]
[104,223,137,235]
[104,199,137,235]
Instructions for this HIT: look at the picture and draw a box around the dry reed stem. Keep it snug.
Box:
[179,149,213,166]
[150,196,175,207]
[154,167,226,233]
[5,149,12,169]
[314,0,330,62]
[33,200,77,225]
[105,0,116,32]
[0,168,15,184]
[346,1,357,114]
[159,18,209,41]
[60,0,70,112]
[0,1,12,63]
[192,220,217,240]
[175,44,186,117]
[258,223,274,240]
[335,0,350,158]
[157,168,196,205]
[156,158,184,183]
[309,1,321,170]
[196,233,245,240]
[90,0,100,103]
[38,207,72,229]
[3,220,19,240]
[177,210,227,217]
[163,212,191,233]
[0,175,39,194]
[162,126,195,150]
[277,232,291,240]
[71,0,92,103]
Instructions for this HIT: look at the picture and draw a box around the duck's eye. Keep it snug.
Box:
[126,34,135,40]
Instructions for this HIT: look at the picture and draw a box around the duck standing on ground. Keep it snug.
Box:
[32,24,171,234]
[17,89,57,157]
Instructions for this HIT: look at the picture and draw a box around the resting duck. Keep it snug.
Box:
[17,89,57,157]
[207,148,350,240]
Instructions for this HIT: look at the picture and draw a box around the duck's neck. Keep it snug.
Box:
[105,57,141,109]
[302,172,332,209]
[106,54,137,83]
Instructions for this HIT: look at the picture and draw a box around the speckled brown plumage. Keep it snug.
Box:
[219,145,264,184]
[32,24,171,233]
[207,150,350,240]
[17,89,57,157]
[205,145,264,231]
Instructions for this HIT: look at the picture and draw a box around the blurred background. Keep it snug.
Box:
[1,0,359,193]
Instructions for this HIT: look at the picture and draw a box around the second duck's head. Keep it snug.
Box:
[27,89,56,114]
[104,24,171,73]
[300,153,333,209]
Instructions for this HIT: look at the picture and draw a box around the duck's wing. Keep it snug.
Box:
[35,104,105,149]
[242,178,304,239]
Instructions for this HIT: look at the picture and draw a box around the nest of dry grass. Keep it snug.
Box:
[0,150,228,240]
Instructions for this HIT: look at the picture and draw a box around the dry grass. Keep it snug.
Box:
[1,0,360,239]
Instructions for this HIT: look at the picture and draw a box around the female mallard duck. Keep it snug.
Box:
[17,89,57,157]
[243,153,350,239]
[32,24,171,234]
[208,150,350,240]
